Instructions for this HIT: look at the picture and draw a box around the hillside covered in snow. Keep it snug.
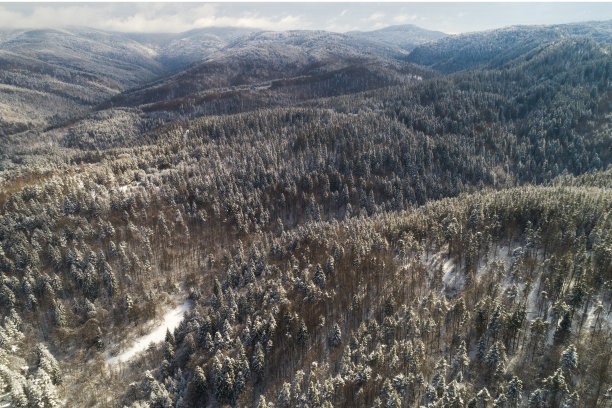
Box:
[0,18,611,408]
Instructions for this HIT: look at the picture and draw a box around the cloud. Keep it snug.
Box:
[393,14,419,24]
[0,4,307,33]
[366,12,385,22]
[2,3,610,35]
[0,4,110,30]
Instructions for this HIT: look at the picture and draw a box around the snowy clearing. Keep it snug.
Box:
[106,299,192,365]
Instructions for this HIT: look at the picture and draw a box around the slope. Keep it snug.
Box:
[105,30,430,116]
[0,28,165,136]
[406,20,612,73]
[0,26,256,138]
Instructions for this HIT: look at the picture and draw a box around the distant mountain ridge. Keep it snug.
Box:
[348,24,447,51]
[0,27,167,135]
[2,20,611,141]
[123,26,257,70]
[0,26,256,136]
[406,20,612,73]
[104,29,429,115]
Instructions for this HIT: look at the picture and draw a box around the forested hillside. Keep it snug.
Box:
[406,20,612,73]
[0,28,166,136]
[0,20,611,408]
[347,25,447,52]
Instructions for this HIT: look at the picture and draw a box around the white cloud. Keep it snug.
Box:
[0,5,108,30]
[0,4,307,33]
[1,3,610,35]
[366,12,385,22]
[393,14,419,24]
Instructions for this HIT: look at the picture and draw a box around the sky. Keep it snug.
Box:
[0,3,611,35]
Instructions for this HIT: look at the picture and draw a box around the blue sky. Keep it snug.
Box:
[1,3,611,34]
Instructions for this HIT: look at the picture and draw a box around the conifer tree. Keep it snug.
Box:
[560,344,578,373]
[506,376,523,408]
[329,323,342,348]
[252,342,265,380]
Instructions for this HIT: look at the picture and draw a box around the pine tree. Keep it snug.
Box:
[277,381,292,407]
[431,358,447,398]
[553,312,572,346]
[475,387,491,408]
[488,308,501,340]
[476,335,487,362]
[255,394,270,408]
[423,384,437,405]
[203,332,213,350]
[492,393,507,408]
[252,342,265,380]
[485,341,506,378]
[165,328,176,346]
[150,378,173,408]
[192,366,207,403]
[52,300,66,327]
[384,295,395,317]
[325,256,334,276]
[313,264,326,289]
[213,355,235,404]
[527,389,544,408]
[35,344,61,385]
[542,369,569,407]
[297,318,309,348]
[560,344,578,373]
[380,378,402,408]
[163,338,174,361]
[563,391,579,408]
[451,341,469,379]
[102,262,116,297]
[329,323,342,348]
[506,376,523,408]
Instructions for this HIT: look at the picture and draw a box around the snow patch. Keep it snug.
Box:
[525,280,540,318]
[419,249,463,296]
[583,299,612,332]
[442,258,456,282]
[106,299,192,365]
[441,258,464,296]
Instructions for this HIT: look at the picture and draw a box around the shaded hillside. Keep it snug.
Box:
[105,30,428,113]
[406,20,612,73]
[307,37,612,184]
[0,27,256,138]
[0,28,165,136]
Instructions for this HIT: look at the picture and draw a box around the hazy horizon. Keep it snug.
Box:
[1,3,611,35]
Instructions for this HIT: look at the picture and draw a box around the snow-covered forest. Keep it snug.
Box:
[0,18,611,408]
